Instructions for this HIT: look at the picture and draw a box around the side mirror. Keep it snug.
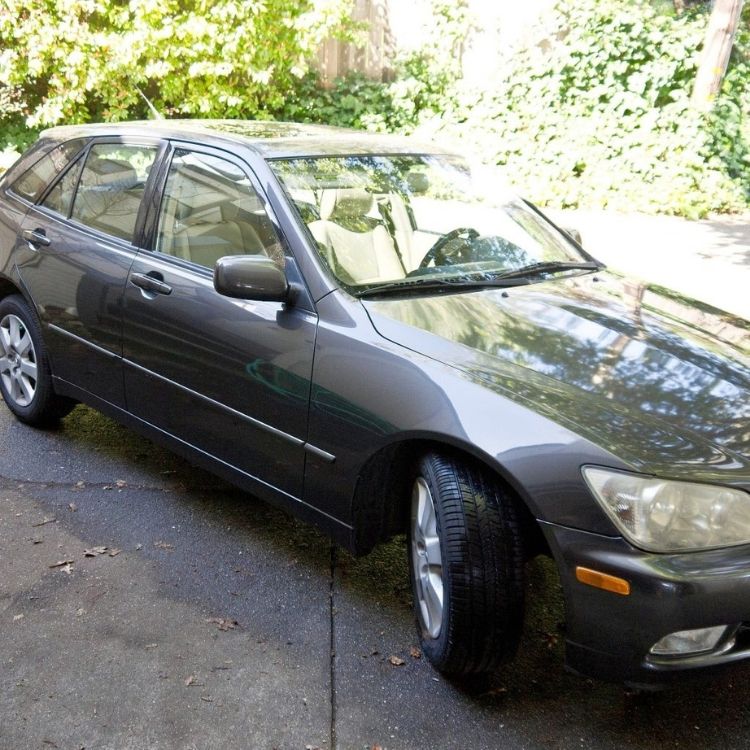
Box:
[214,255,291,302]
[563,227,583,246]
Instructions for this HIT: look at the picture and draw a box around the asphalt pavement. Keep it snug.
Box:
[2,212,750,750]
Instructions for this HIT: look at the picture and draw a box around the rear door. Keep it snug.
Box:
[122,143,317,499]
[16,138,161,406]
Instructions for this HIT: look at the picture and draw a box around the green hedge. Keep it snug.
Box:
[424,0,750,218]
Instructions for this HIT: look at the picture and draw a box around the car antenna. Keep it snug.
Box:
[135,88,164,120]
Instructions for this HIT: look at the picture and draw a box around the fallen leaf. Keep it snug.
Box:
[388,655,405,666]
[145,643,158,650]
[200,695,213,703]
[42,741,58,748]
[206,617,238,631]
[76,608,85,617]
[13,614,24,621]
[32,517,56,527]
[305,746,322,750]
[83,546,108,557]
[184,675,195,687]
[372,746,384,750]
[409,646,422,659]
[32,539,43,545]
[109,548,121,557]
[115,479,127,488]
[103,485,112,491]
[49,559,74,568]
[154,541,174,551]
[68,503,78,511]
[135,543,143,550]
[74,481,85,489]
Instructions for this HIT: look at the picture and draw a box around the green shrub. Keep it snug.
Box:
[0,0,357,127]
[415,0,750,217]
[280,0,470,133]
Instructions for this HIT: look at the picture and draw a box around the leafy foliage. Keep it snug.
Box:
[1,0,747,216]
[0,0,356,127]
[280,0,471,133]
[414,0,750,217]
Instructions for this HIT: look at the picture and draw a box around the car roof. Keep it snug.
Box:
[40,119,453,159]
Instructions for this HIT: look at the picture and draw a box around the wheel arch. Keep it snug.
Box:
[0,274,23,302]
[350,435,548,557]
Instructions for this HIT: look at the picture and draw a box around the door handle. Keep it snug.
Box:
[130,272,173,296]
[21,229,51,248]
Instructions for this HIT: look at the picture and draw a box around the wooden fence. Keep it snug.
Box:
[315,0,394,82]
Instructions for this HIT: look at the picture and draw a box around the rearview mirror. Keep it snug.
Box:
[214,256,290,302]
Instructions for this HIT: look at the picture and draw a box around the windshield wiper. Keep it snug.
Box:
[356,276,530,298]
[492,260,603,281]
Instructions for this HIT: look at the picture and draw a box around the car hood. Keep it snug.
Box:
[363,272,750,483]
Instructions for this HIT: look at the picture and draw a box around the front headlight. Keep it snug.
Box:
[582,467,750,553]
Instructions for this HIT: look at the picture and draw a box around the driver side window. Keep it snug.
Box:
[156,150,284,269]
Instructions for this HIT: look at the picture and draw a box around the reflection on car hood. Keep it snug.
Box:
[364,272,750,482]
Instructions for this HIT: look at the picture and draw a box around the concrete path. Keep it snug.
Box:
[4,404,750,750]
[553,210,750,320]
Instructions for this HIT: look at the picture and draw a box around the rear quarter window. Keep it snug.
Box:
[10,139,86,203]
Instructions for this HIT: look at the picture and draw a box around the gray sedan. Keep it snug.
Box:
[0,120,748,687]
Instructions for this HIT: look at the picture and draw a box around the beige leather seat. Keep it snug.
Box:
[73,157,143,241]
[309,188,405,284]
[168,201,265,268]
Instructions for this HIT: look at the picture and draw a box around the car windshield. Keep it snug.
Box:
[270,154,595,294]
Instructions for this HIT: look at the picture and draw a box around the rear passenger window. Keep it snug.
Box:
[11,140,85,203]
[155,150,283,269]
[70,144,157,243]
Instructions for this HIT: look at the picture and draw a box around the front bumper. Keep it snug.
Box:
[543,521,750,686]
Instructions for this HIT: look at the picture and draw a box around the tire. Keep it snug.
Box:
[408,452,526,676]
[0,295,76,426]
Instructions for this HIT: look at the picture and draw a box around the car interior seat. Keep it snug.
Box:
[73,156,142,241]
[308,188,406,284]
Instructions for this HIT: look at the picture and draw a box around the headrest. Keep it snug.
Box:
[220,201,240,221]
[320,188,375,221]
[88,157,138,190]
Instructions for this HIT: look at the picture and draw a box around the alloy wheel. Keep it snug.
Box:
[0,313,38,407]
[410,476,444,638]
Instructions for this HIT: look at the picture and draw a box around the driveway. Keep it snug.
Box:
[3,402,750,750]
[554,210,750,320]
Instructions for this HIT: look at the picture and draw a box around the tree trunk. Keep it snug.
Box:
[691,0,745,111]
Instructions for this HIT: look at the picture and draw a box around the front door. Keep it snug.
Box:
[122,146,316,499]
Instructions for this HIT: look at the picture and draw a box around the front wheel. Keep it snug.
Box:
[408,452,526,676]
[0,295,76,426]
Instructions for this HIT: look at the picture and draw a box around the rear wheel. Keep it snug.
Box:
[408,452,526,676]
[0,295,75,426]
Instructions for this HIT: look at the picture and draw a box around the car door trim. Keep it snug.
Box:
[122,357,335,463]
[48,323,120,359]
[50,320,327,466]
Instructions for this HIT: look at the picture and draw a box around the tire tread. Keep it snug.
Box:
[412,452,526,676]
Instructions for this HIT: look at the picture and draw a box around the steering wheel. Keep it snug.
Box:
[418,227,480,269]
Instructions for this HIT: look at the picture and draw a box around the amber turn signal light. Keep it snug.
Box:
[575,566,631,596]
